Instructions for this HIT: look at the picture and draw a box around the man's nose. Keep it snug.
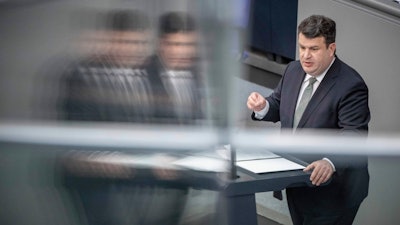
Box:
[303,49,311,58]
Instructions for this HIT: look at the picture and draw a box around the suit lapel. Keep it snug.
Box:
[297,59,340,128]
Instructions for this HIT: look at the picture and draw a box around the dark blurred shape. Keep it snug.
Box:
[60,150,190,225]
[105,9,153,68]
[56,9,189,225]
[56,9,214,225]
[56,10,207,125]
[159,11,196,37]
[157,11,197,71]
[148,11,205,124]
[59,9,154,122]
[107,9,150,31]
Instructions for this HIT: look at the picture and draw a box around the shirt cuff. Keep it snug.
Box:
[322,157,336,172]
[254,100,269,119]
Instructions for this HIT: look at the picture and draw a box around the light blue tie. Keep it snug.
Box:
[293,77,317,128]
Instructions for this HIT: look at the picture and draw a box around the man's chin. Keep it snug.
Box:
[302,68,316,76]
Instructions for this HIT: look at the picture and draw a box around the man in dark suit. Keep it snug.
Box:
[247,15,370,225]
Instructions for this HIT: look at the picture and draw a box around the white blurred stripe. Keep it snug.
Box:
[0,121,218,151]
[1,121,400,156]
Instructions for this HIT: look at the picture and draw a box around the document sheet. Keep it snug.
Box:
[235,150,305,174]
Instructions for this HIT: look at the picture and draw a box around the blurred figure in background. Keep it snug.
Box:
[59,9,198,225]
[33,10,113,120]
[59,9,153,122]
[148,11,206,125]
[60,10,206,125]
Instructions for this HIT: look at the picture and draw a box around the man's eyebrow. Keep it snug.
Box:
[298,43,319,49]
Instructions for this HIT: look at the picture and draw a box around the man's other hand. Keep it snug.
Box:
[247,92,266,112]
[304,160,334,186]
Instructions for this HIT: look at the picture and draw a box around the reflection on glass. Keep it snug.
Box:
[151,11,204,124]
[0,1,239,225]
[39,9,209,126]
[59,9,155,123]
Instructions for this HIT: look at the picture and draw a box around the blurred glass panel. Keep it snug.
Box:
[0,1,239,225]
[0,122,231,225]
[0,0,242,128]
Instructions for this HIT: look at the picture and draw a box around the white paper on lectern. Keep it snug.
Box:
[236,157,305,174]
[236,150,280,161]
[172,156,229,172]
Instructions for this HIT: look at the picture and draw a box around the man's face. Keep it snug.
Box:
[109,30,152,67]
[159,32,197,70]
[298,33,336,76]
[77,30,113,58]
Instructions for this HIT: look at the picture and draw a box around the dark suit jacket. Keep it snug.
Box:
[253,57,370,213]
[60,58,154,123]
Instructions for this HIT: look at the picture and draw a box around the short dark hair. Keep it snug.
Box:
[158,12,196,36]
[106,9,150,31]
[298,15,336,47]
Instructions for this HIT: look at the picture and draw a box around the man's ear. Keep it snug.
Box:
[329,42,336,56]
